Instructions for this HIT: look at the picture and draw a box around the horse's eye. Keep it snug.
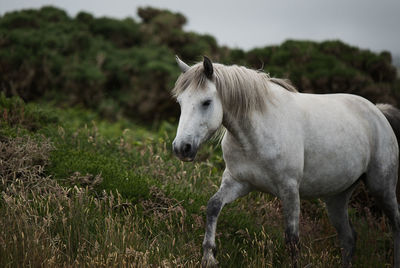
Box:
[202,100,212,107]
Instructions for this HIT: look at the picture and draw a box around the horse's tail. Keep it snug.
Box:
[377,104,400,142]
[377,103,400,202]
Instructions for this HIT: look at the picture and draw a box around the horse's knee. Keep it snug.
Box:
[206,196,223,218]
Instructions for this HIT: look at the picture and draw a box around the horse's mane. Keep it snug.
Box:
[172,62,297,118]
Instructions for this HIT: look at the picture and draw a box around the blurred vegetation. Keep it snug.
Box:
[0,6,399,123]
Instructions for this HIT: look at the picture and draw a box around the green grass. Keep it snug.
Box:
[0,97,396,267]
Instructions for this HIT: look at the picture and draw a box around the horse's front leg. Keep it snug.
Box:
[202,170,250,267]
[280,184,301,268]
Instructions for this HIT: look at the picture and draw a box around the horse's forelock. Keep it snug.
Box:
[172,63,208,99]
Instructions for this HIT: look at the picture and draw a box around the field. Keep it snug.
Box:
[1,6,400,267]
[0,94,395,267]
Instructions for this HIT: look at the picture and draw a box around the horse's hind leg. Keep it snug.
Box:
[364,168,400,268]
[324,183,359,268]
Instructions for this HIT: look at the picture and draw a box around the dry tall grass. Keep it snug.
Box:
[0,136,199,267]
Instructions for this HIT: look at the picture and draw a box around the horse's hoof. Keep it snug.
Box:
[201,254,219,268]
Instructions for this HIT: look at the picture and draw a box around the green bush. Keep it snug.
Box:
[0,7,399,124]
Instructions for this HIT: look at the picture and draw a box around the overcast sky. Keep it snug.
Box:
[1,0,400,56]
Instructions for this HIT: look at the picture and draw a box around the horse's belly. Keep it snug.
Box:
[300,150,368,198]
[300,171,361,198]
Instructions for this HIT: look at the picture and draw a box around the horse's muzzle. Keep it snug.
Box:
[172,141,198,162]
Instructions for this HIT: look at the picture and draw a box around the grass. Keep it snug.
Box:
[0,96,396,267]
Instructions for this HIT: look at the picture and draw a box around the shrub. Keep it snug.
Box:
[1,7,399,124]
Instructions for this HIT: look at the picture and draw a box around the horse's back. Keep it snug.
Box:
[295,93,397,197]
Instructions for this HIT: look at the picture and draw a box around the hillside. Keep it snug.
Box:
[1,6,399,123]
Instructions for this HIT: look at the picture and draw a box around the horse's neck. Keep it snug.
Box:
[222,83,291,150]
[222,112,253,149]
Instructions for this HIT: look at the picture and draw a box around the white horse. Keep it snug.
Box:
[172,56,400,268]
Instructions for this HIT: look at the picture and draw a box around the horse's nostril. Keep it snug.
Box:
[183,143,192,154]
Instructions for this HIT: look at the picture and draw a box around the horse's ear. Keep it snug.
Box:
[203,56,213,79]
[176,55,190,73]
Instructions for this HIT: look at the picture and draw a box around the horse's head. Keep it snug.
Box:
[172,56,223,162]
